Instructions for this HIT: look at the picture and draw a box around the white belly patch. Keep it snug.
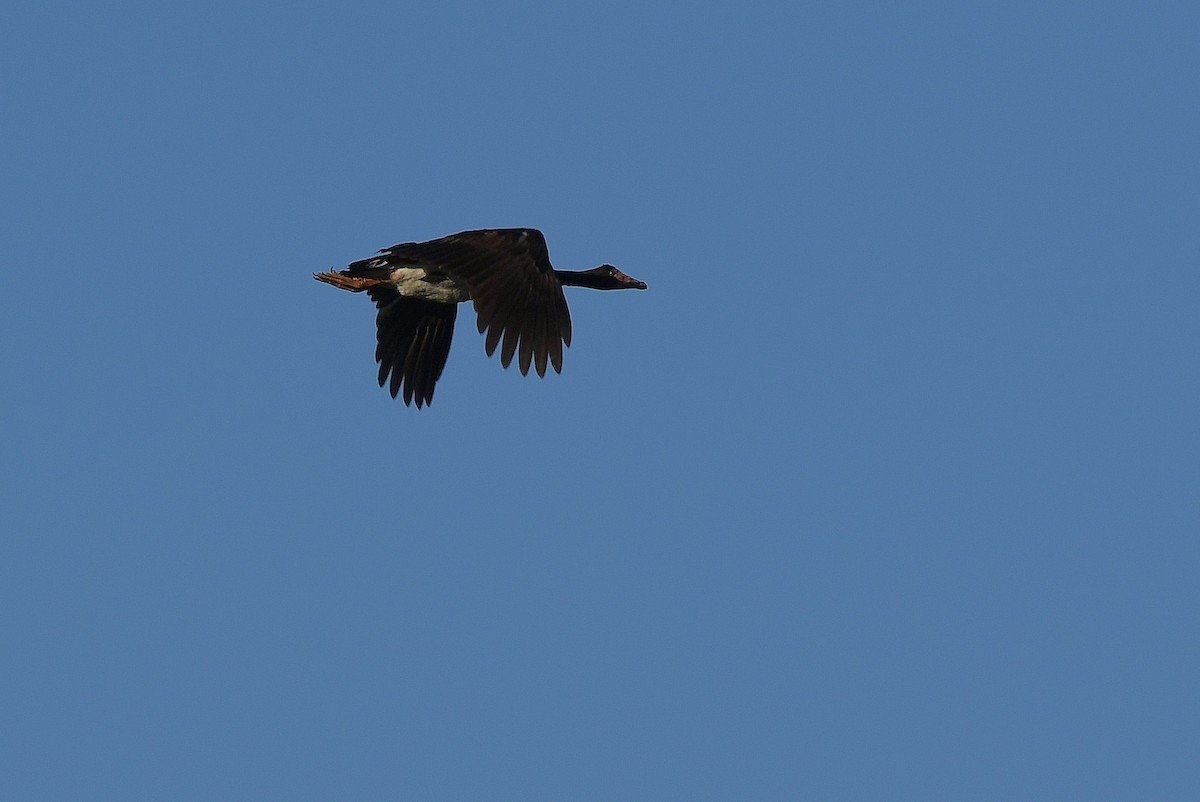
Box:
[388,267,470,304]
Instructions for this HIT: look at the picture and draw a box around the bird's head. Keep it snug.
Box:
[583,264,648,290]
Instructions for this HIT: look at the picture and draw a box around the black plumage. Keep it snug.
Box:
[315,228,646,408]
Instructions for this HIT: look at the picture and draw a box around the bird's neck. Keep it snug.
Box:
[554,269,605,289]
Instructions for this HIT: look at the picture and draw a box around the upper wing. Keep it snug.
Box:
[367,285,457,409]
[364,229,572,377]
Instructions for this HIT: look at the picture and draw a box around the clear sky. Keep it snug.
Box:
[2,1,1198,799]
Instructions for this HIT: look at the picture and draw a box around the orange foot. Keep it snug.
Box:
[312,271,385,292]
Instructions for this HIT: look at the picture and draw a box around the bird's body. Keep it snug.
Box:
[374,267,470,305]
[314,228,646,408]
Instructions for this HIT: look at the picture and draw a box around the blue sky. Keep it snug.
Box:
[2,1,1198,798]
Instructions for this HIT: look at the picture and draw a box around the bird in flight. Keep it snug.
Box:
[314,228,647,408]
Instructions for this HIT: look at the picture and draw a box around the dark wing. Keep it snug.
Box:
[368,228,572,377]
[367,285,457,409]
